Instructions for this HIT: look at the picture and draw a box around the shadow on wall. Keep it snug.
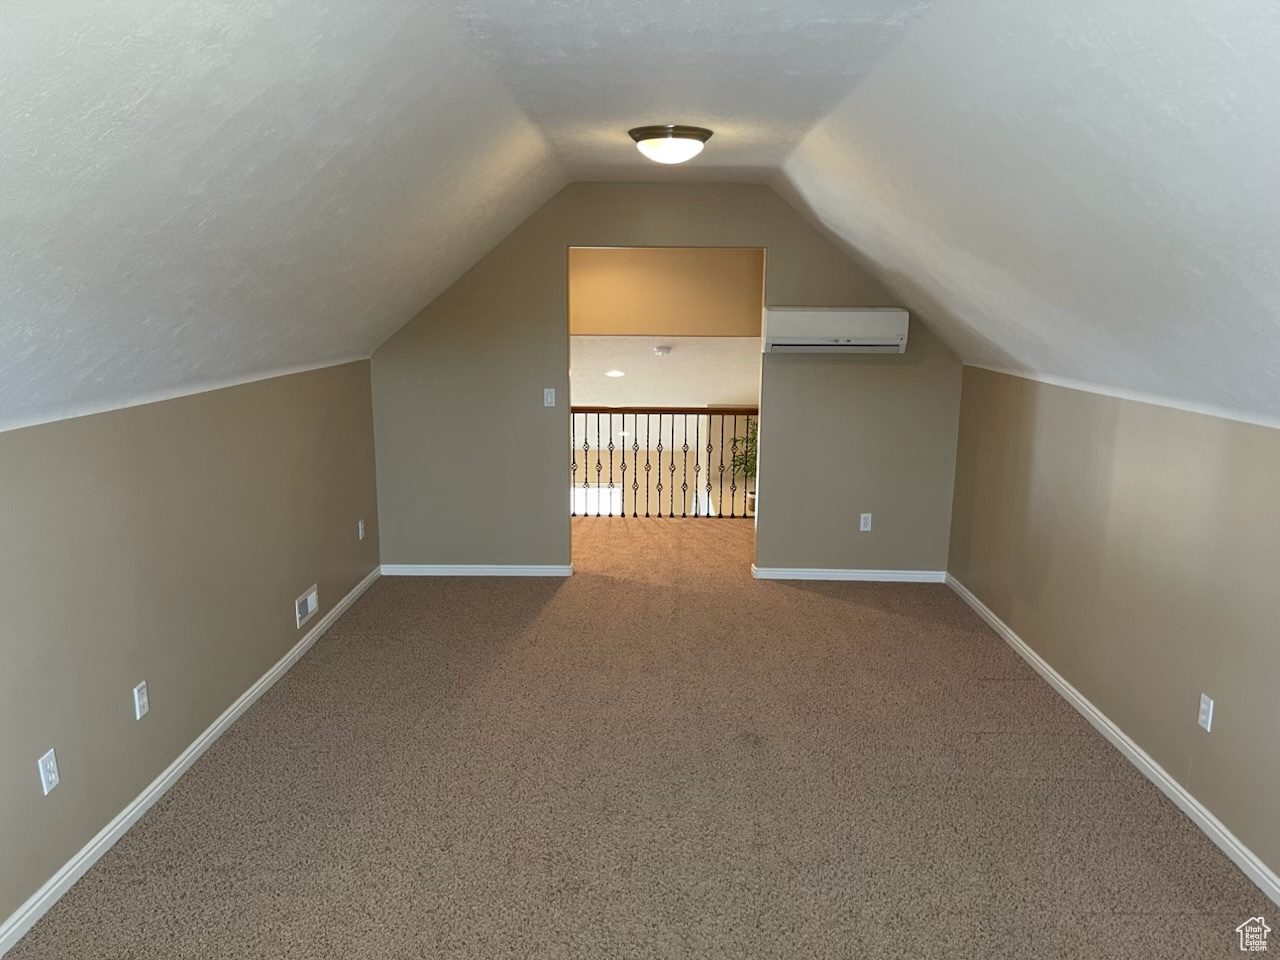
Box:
[946,368,1280,881]
[949,374,1120,661]
[874,266,1022,371]
[771,179,1021,371]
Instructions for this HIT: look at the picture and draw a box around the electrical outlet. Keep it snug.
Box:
[358,519,365,541]
[295,585,319,628]
[543,388,556,407]
[38,749,59,795]
[1197,693,1214,732]
[133,681,150,720]
[860,513,873,532]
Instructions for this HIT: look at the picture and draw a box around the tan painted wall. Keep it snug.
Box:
[0,362,380,922]
[754,323,961,570]
[569,247,764,337]
[372,181,962,568]
[949,367,1280,874]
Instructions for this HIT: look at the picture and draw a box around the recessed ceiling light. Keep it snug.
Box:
[628,125,713,165]
[605,370,625,377]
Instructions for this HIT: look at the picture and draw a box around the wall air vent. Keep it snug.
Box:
[295,585,319,628]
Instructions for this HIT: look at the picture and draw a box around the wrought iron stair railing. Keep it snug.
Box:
[570,407,757,518]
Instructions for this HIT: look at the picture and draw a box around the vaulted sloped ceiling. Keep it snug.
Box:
[451,0,937,179]
[4,0,1277,430]
[784,0,1280,425]
[0,0,564,431]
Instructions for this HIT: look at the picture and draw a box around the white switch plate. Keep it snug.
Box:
[358,519,365,541]
[38,749,59,795]
[543,388,556,407]
[860,513,873,532]
[133,681,150,720]
[295,585,319,628]
[1197,693,1214,732]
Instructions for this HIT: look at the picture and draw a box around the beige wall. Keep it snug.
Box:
[0,362,380,923]
[373,181,962,568]
[754,324,961,570]
[569,247,764,337]
[949,367,1280,874]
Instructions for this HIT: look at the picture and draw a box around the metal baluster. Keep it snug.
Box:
[746,414,754,516]
[614,414,624,519]
[582,414,590,508]
[705,417,713,517]
[718,415,725,519]
[571,413,577,516]
[644,414,652,518]
[608,412,616,517]
[693,416,701,516]
[655,414,664,518]
[681,415,689,518]
[595,413,603,517]
[669,415,677,517]
[631,414,640,518]
[729,415,739,518]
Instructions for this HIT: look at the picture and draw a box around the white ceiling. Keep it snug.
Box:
[0,0,563,431]
[4,0,1278,429]
[571,336,761,407]
[783,0,1280,425]
[452,0,937,179]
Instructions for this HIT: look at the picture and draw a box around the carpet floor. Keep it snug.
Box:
[10,519,1265,959]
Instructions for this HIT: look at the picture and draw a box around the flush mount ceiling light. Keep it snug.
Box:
[653,345,672,356]
[628,125,713,165]
[605,369,625,377]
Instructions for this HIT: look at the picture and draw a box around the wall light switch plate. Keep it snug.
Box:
[358,519,365,541]
[860,513,873,532]
[133,681,149,720]
[1197,693,1214,732]
[38,748,59,795]
[543,388,556,407]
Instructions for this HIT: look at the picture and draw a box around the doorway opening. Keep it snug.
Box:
[567,246,764,541]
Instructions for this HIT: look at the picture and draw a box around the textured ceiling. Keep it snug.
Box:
[5,0,1277,430]
[452,0,936,179]
[0,0,564,431]
[784,0,1280,425]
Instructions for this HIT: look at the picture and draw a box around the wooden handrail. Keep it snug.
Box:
[570,405,758,415]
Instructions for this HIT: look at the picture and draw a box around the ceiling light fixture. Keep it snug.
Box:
[628,125,713,165]
[653,345,672,356]
[605,370,625,377]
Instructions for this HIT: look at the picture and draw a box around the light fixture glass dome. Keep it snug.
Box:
[628,125,713,165]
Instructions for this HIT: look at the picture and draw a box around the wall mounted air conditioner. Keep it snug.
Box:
[762,307,909,354]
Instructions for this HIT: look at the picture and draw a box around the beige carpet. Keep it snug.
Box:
[11,519,1264,959]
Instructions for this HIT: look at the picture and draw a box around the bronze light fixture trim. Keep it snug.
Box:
[627,125,714,164]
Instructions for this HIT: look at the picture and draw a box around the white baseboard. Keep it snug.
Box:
[381,564,573,577]
[946,573,1280,907]
[751,565,946,582]
[0,566,382,956]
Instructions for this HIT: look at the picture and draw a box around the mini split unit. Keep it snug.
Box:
[762,307,909,354]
